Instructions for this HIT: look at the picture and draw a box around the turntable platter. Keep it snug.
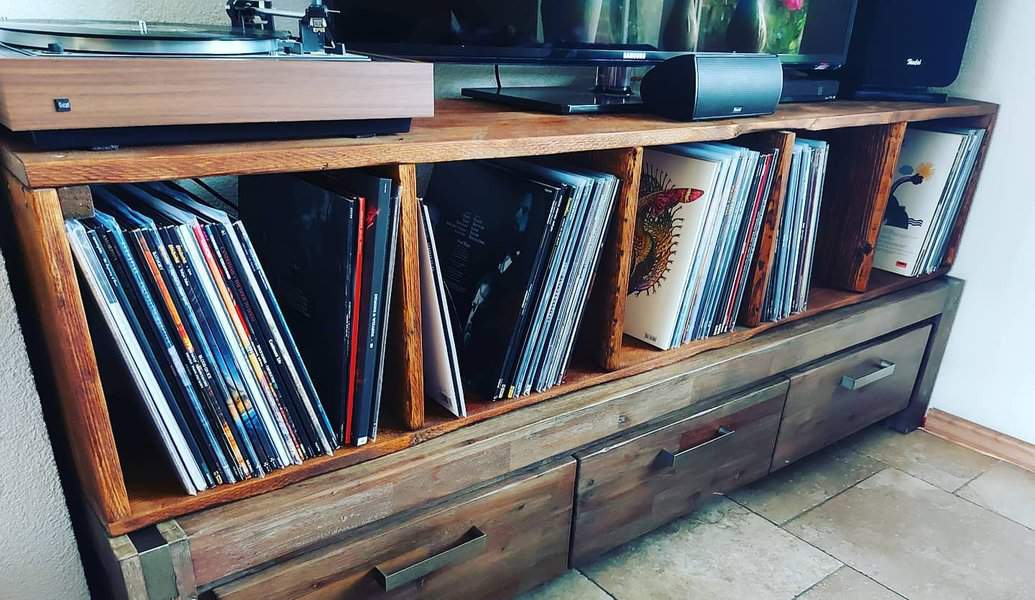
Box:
[0,19,284,55]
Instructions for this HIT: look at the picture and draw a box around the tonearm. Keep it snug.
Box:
[226,0,342,54]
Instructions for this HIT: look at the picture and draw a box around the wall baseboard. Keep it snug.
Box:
[924,409,1035,473]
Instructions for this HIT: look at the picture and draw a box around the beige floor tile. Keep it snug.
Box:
[517,570,611,600]
[957,461,1035,530]
[582,497,841,600]
[846,427,997,492]
[729,443,886,524]
[797,566,903,600]
[786,468,1035,600]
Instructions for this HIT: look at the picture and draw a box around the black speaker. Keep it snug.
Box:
[844,0,978,101]
[640,53,783,121]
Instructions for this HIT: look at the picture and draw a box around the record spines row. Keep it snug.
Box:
[874,126,986,278]
[761,138,830,323]
[424,158,620,401]
[624,141,780,350]
[238,171,400,448]
[66,181,344,494]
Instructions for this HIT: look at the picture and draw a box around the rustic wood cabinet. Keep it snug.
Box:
[0,98,989,599]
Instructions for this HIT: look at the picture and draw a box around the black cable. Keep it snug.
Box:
[494,64,502,91]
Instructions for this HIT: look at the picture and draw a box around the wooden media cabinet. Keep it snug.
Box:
[0,98,996,599]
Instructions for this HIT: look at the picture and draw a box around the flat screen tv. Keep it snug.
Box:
[329,0,858,113]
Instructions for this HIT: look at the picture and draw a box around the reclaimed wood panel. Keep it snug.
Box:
[375,163,424,431]
[737,131,797,327]
[565,147,643,371]
[812,122,908,292]
[772,325,933,469]
[178,279,954,586]
[1,173,130,521]
[211,459,575,600]
[2,99,997,189]
[571,380,786,564]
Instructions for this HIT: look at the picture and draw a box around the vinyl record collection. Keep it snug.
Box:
[424,159,619,400]
[624,142,780,351]
[874,126,986,277]
[761,138,830,322]
[239,172,401,447]
[66,182,338,495]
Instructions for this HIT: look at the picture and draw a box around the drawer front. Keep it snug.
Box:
[772,324,933,469]
[211,459,575,600]
[571,380,788,565]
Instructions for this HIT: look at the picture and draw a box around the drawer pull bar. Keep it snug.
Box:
[659,426,735,468]
[840,360,896,390]
[373,526,487,591]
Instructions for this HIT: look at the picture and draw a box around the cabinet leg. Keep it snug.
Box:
[887,277,964,433]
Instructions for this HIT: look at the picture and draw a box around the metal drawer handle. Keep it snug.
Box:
[373,526,487,591]
[840,360,896,391]
[659,426,736,469]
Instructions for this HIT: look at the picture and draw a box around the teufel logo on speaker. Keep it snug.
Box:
[906,58,923,67]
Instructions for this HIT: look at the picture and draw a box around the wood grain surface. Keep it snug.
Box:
[1,99,997,189]
[924,409,1035,474]
[211,459,575,599]
[737,131,797,327]
[812,122,908,292]
[0,57,433,131]
[2,174,130,521]
[177,279,954,586]
[772,324,933,469]
[571,380,787,564]
[375,164,425,431]
[565,147,643,371]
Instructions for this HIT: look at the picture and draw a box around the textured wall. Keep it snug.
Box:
[931,0,1035,444]
[0,245,88,600]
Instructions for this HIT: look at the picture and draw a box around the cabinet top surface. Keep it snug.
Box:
[2,97,997,189]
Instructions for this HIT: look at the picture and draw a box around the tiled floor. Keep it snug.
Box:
[519,425,1035,600]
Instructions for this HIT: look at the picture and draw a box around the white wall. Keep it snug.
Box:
[0,248,88,600]
[930,0,1035,444]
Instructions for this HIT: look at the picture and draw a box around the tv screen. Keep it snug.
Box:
[330,0,857,68]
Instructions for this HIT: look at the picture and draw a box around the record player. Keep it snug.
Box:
[0,1,434,149]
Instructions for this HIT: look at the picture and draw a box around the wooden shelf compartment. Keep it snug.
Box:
[0,98,999,535]
[613,267,950,373]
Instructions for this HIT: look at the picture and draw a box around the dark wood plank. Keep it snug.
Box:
[565,147,643,371]
[1,173,130,521]
[772,324,933,469]
[375,163,424,431]
[812,122,908,292]
[210,459,575,600]
[177,279,954,586]
[737,131,797,327]
[571,380,786,565]
[56,185,94,219]
[2,99,998,189]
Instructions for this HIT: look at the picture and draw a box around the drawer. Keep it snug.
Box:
[571,380,788,565]
[210,459,575,600]
[772,324,932,469]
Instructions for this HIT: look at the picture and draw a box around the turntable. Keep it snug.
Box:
[0,4,433,149]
